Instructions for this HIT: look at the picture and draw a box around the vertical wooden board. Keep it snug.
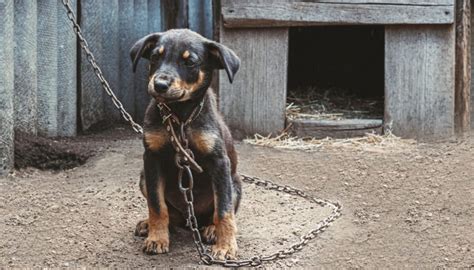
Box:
[80,0,104,130]
[0,0,14,174]
[188,0,213,39]
[219,27,288,136]
[37,0,59,136]
[385,25,455,139]
[148,0,163,32]
[57,0,77,136]
[13,0,37,135]
[101,0,120,121]
[118,0,136,118]
[176,0,189,28]
[134,0,150,122]
[471,6,474,129]
[455,0,471,133]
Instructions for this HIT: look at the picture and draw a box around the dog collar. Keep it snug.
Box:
[156,97,206,126]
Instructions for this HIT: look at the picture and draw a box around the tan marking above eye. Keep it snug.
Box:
[158,46,164,54]
[182,50,190,59]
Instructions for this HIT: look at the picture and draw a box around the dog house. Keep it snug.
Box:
[218,0,469,139]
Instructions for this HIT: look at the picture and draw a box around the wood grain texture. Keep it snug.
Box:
[80,0,105,131]
[37,0,59,136]
[100,0,120,122]
[471,3,474,129]
[454,0,471,133]
[0,0,15,175]
[219,27,288,137]
[288,0,453,5]
[133,0,150,122]
[385,25,455,139]
[56,0,77,136]
[188,0,214,39]
[221,2,455,27]
[289,119,383,138]
[118,0,136,121]
[13,0,37,135]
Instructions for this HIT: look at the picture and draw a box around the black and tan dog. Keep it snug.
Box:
[130,29,241,260]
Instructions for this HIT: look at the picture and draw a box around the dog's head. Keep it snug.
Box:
[130,29,240,102]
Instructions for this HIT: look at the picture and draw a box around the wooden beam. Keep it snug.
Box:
[0,0,15,175]
[221,2,455,28]
[298,0,453,5]
[289,119,383,139]
[14,0,38,135]
[454,0,471,133]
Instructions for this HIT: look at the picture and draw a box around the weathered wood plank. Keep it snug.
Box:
[289,119,383,138]
[221,2,455,27]
[118,0,136,119]
[189,0,214,39]
[80,0,105,131]
[288,0,453,5]
[385,25,455,139]
[57,0,77,136]
[219,27,288,137]
[133,0,150,122]
[37,0,59,136]
[148,0,162,32]
[101,0,120,122]
[14,0,38,135]
[0,0,15,175]
[471,4,474,129]
[454,0,471,133]
[222,0,453,6]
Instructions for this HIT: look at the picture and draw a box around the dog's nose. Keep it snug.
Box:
[154,79,170,93]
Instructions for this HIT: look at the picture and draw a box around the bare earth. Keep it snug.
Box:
[1,128,473,268]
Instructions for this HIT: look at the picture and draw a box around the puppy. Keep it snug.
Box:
[130,29,242,260]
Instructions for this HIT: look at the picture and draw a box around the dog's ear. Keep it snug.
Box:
[130,33,161,72]
[207,41,240,83]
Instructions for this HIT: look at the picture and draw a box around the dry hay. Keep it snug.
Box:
[244,131,416,153]
[286,87,383,121]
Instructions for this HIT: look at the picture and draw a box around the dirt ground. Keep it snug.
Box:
[1,128,473,268]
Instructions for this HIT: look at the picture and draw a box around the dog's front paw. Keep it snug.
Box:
[143,234,169,255]
[201,224,217,244]
[211,239,238,260]
[135,219,149,237]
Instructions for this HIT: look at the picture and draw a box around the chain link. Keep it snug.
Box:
[61,0,144,135]
[178,172,342,267]
[60,0,342,267]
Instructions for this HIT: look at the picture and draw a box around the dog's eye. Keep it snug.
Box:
[185,56,200,68]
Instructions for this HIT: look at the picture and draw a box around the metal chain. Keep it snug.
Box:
[60,0,343,267]
[179,170,343,267]
[61,0,143,135]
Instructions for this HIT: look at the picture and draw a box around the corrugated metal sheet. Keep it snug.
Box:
[0,0,214,174]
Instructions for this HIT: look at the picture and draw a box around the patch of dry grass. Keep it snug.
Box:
[287,87,383,121]
[244,131,416,153]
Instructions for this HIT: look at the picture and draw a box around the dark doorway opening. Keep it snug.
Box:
[287,26,385,137]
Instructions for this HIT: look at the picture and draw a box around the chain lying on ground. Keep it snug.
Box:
[180,172,343,267]
[61,0,342,267]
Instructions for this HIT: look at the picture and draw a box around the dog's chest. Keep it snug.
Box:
[144,127,218,155]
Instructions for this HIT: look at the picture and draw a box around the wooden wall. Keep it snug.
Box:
[79,0,215,130]
[0,0,77,175]
[0,0,214,175]
[219,0,459,139]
